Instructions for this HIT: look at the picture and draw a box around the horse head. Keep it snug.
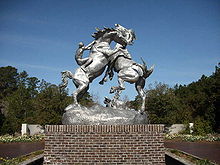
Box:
[92,24,136,47]
[114,24,136,46]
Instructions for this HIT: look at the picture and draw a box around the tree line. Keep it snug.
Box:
[129,63,220,134]
[0,63,219,135]
[0,66,94,134]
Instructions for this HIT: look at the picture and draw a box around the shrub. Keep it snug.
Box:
[0,150,43,165]
[196,159,214,165]
[165,134,220,142]
[0,134,44,143]
[193,117,213,135]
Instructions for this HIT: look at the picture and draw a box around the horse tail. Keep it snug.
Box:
[59,71,73,89]
[144,65,154,78]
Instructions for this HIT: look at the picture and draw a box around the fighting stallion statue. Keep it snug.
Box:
[60,24,154,114]
[99,42,154,113]
[60,24,135,107]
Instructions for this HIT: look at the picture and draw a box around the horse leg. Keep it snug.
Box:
[118,77,125,90]
[99,65,110,85]
[108,63,114,80]
[59,76,68,89]
[77,85,89,100]
[110,68,137,93]
[99,63,114,85]
[59,71,72,89]
[72,80,89,106]
[110,77,125,93]
[135,78,146,113]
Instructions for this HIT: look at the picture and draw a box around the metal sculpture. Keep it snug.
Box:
[99,42,154,113]
[60,24,136,106]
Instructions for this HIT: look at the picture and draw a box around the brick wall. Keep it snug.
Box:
[44,125,165,165]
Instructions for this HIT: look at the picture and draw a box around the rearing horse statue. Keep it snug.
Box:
[60,24,135,106]
[99,43,154,113]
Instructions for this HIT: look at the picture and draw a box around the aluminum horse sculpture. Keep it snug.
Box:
[60,24,135,106]
[99,43,154,113]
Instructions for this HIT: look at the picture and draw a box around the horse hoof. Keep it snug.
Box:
[110,88,115,93]
[99,81,104,85]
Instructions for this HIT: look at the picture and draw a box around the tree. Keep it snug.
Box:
[32,84,71,125]
[1,85,33,134]
[79,92,96,107]
[145,82,191,125]
[213,63,220,132]
[0,66,18,99]
[117,63,219,134]
[0,66,19,134]
[173,63,220,133]
[0,66,96,134]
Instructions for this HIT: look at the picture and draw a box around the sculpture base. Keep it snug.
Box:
[62,104,147,125]
[44,124,165,165]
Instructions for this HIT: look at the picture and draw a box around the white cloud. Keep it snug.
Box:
[0,60,61,72]
[0,32,69,49]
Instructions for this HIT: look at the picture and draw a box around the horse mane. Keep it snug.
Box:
[92,27,115,39]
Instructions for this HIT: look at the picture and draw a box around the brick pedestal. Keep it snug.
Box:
[44,125,165,165]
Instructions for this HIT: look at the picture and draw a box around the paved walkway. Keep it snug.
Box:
[0,141,44,160]
[0,141,219,164]
[165,141,220,164]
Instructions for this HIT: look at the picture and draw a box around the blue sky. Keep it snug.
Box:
[0,0,220,102]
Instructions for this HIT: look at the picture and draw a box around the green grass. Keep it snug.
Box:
[0,150,43,165]
[196,159,214,165]
[167,149,216,165]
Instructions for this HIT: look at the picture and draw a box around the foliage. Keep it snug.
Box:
[147,82,191,125]
[0,150,43,165]
[0,63,219,135]
[167,149,215,165]
[165,134,220,142]
[0,66,95,134]
[128,63,220,134]
[79,92,95,107]
[0,66,18,100]
[130,82,192,125]
[196,159,214,165]
[0,134,44,143]
[193,117,213,135]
